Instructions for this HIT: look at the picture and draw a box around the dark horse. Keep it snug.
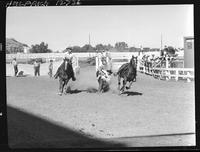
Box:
[116,55,137,94]
[54,58,75,95]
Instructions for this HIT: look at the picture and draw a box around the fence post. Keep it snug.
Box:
[175,69,178,81]
[167,70,170,80]
[165,70,169,81]
[95,57,98,72]
[187,71,191,82]
[77,56,79,67]
[158,69,161,80]
[143,65,145,73]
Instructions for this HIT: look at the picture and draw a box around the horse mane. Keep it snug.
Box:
[117,56,137,81]
[54,60,73,79]
[128,56,137,71]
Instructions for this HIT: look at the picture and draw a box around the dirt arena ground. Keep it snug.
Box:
[6,61,195,148]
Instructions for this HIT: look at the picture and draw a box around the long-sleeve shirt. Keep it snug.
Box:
[12,60,18,66]
[64,52,74,61]
[34,62,40,68]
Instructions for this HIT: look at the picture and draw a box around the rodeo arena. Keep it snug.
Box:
[6,37,195,148]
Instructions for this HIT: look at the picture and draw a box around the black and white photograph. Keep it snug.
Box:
[5,4,195,148]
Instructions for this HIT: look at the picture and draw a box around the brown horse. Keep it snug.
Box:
[54,59,75,95]
[116,55,137,94]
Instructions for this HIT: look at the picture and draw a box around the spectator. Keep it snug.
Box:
[48,59,53,78]
[11,58,18,76]
[34,59,40,76]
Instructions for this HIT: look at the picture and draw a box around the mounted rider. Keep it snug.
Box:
[96,50,111,82]
[98,49,112,74]
[63,47,76,81]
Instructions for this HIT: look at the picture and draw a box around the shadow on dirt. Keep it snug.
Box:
[121,91,143,96]
[66,89,83,94]
[86,87,98,93]
[17,74,30,77]
[7,74,29,78]
[65,87,98,94]
[7,106,126,148]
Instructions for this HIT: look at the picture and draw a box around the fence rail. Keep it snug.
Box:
[138,65,194,82]
[6,52,139,60]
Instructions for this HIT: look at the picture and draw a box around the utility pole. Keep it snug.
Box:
[161,34,163,51]
[160,34,163,56]
[89,34,90,45]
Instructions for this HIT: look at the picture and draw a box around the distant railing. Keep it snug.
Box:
[6,52,139,60]
[6,53,97,60]
[138,65,194,82]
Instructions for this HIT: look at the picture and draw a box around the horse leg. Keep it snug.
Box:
[98,78,104,93]
[63,79,70,95]
[126,81,133,90]
[98,79,101,93]
[120,79,127,93]
[58,78,64,95]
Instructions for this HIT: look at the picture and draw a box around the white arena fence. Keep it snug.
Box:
[6,52,139,71]
[6,52,139,61]
[7,52,193,82]
[6,52,138,76]
[6,52,97,61]
[152,68,194,82]
[137,60,194,82]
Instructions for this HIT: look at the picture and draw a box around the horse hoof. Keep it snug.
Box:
[125,86,130,90]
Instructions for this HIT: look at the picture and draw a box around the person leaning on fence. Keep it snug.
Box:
[48,59,53,78]
[64,48,76,81]
[11,58,18,76]
[34,59,40,76]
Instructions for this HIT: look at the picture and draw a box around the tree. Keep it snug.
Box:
[81,44,95,52]
[29,42,52,53]
[105,44,114,50]
[95,44,104,51]
[163,46,177,56]
[129,47,137,52]
[95,44,114,52]
[115,42,128,51]
[72,46,82,52]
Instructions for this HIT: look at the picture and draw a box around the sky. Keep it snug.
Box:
[6,5,194,52]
